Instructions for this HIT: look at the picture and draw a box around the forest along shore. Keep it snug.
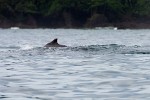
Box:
[1,14,150,29]
[0,0,150,29]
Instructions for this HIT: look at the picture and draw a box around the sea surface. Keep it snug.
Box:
[0,28,150,100]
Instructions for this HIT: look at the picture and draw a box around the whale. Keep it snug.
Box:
[44,38,67,47]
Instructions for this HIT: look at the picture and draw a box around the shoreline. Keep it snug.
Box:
[0,18,150,29]
[0,24,150,29]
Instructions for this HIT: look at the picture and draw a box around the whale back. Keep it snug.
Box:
[44,38,66,47]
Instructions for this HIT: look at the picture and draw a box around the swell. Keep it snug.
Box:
[65,44,150,54]
[1,44,150,56]
[0,46,20,50]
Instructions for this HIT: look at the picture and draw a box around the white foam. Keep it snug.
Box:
[10,27,20,30]
[20,45,33,50]
[114,27,118,30]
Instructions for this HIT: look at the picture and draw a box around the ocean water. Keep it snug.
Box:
[0,28,150,100]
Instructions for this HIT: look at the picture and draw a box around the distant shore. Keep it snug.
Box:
[1,22,150,29]
[0,14,150,29]
[1,0,150,29]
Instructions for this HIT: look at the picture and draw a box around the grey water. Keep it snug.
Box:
[0,28,150,100]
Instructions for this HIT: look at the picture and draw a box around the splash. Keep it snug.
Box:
[20,44,34,50]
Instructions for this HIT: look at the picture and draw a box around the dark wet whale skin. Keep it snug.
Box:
[44,38,67,47]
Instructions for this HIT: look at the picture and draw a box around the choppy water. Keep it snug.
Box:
[0,28,150,100]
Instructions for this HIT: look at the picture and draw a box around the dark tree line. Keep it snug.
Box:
[0,0,150,27]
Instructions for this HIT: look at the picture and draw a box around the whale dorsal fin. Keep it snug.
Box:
[50,38,58,44]
[44,38,67,47]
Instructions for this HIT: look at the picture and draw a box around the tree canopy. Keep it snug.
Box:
[0,0,149,16]
[0,0,150,27]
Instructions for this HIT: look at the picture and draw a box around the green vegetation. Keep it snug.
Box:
[0,0,150,28]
